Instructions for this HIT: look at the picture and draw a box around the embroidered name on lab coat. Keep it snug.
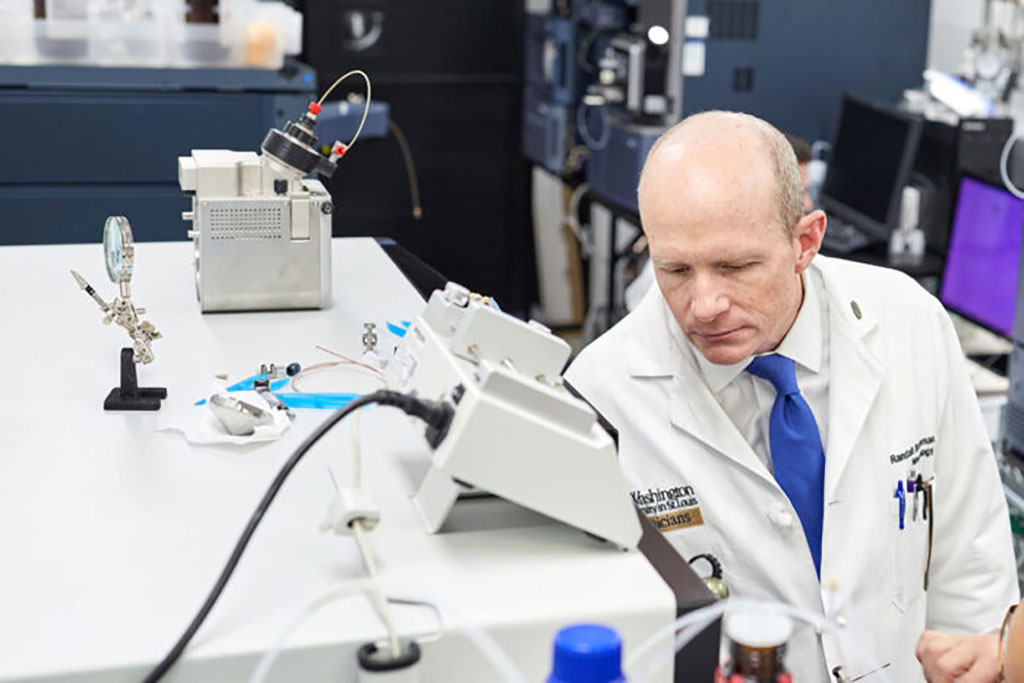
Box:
[889,434,936,465]
[631,485,705,531]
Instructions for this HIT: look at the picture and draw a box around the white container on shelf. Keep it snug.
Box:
[220,0,301,69]
[89,0,166,66]
[0,0,303,69]
[0,1,37,65]
[91,18,165,66]
[169,20,233,67]
[45,0,88,20]
[33,0,90,64]
[34,18,92,64]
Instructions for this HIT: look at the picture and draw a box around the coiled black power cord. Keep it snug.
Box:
[689,553,724,580]
[142,389,454,682]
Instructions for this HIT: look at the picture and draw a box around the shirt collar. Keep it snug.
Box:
[687,271,824,393]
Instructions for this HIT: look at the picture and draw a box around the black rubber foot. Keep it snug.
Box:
[104,348,167,411]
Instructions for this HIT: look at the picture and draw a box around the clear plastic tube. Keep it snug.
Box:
[246,585,447,683]
[352,521,403,658]
[999,128,1024,200]
[577,102,611,150]
[383,584,528,683]
[247,581,374,683]
[565,183,592,254]
[626,600,728,683]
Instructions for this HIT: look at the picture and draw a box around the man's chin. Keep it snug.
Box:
[701,348,751,366]
[691,334,754,366]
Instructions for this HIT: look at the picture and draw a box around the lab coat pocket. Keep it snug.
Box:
[889,490,929,612]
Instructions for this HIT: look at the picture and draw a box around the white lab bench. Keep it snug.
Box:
[0,239,676,682]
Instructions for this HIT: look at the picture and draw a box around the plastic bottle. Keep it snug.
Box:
[548,624,627,683]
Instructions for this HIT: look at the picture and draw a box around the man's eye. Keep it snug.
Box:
[722,262,755,271]
[667,266,691,275]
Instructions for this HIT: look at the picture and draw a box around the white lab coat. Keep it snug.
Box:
[565,255,1020,682]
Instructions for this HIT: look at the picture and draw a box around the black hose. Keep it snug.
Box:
[142,390,453,682]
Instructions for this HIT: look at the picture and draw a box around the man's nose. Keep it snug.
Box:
[691,275,729,322]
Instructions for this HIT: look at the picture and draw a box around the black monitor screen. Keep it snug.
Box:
[822,98,917,227]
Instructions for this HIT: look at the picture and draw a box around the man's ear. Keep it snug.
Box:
[793,210,826,273]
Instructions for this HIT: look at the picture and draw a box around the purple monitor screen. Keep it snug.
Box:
[939,176,1024,336]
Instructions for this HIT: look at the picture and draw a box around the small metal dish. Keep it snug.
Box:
[209,394,273,436]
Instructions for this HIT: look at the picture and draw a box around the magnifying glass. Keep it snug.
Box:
[103,215,135,286]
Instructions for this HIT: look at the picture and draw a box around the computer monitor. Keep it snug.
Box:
[939,175,1024,337]
[820,95,923,240]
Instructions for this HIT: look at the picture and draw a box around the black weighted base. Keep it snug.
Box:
[104,386,167,411]
[104,348,167,411]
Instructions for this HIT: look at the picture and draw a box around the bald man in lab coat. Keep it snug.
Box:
[565,111,1019,682]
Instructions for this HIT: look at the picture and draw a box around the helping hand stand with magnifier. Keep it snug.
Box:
[71,216,167,411]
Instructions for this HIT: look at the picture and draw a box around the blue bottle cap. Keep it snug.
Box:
[547,624,626,683]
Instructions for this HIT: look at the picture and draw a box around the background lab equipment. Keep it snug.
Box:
[523,0,933,332]
[522,0,933,182]
[178,72,390,312]
[302,0,534,316]
[178,74,359,313]
[958,0,1024,107]
[995,167,1024,459]
[0,62,316,244]
[940,175,1023,395]
[388,281,641,548]
[950,165,1024,590]
[905,115,1013,255]
[817,95,924,255]
[0,238,719,682]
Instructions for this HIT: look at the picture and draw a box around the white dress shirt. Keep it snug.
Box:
[686,268,831,474]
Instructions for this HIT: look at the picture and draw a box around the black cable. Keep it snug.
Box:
[142,389,454,683]
[577,22,600,74]
[387,119,422,221]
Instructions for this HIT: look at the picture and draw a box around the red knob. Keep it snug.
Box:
[308,101,322,115]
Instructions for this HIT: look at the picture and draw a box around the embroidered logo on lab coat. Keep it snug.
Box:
[632,485,705,532]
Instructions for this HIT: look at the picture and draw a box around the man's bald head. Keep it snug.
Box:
[638,111,805,236]
[638,111,828,365]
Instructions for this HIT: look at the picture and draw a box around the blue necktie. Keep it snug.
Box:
[745,354,825,575]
